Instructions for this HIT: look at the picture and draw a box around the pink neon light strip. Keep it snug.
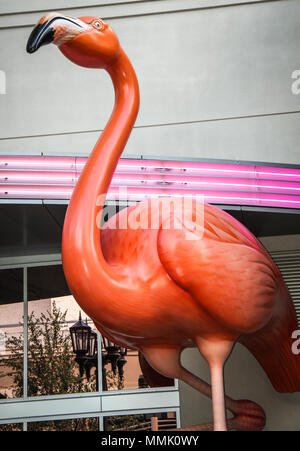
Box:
[0,156,300,209]
[1,156,300,182]
[1,185,300,209]
[1,170,300,195]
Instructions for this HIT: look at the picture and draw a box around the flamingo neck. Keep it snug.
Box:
[89,49,140,197]
[62,49,139,320]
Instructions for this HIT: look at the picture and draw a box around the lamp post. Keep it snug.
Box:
[84,329,98,389]
[69,313,128,391]
[69,312,91,379]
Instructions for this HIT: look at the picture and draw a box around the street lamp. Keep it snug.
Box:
[69,312,90,356]
[117,348,128,380]
[84,329,98,386]
[69,312,91,378]
[102,336,128,385]
[69,313,128,391]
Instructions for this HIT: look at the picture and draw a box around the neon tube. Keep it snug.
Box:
[2,170,300,195]
[1,184,300,209]
[1,156,300,182]
[1,156,300,208]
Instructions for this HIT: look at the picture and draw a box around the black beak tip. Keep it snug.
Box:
[26,42,37,54]
[26,22,55,55]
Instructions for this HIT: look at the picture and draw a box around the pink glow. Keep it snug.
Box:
[1,184,300,209]
[1,156,300,181]
[111,174,300,195]
[0,170,77,185]
[2,170,300,195]
[0,156,77,172]
[0,156,300,208]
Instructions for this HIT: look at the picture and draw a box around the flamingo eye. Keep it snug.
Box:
[92,20,103,30]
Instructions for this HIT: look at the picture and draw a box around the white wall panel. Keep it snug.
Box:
[0,394,101,422]
[1,112,300,164]
[101,390,180,413]
[0,389,180,422]
[0,0,300,163]
[0,0,271,19]
[180,343,300,431]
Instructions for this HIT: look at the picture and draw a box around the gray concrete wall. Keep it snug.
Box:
[1,0,300,431]
[180,343,300,431]
[180,234,300,431]
[0,0,300,164]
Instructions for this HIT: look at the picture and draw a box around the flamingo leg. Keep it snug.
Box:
[141,344,231,430]
[141,342,265,431]
[196,338,234,431]
[209,361,227,430]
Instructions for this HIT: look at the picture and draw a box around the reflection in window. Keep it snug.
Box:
[0,422,23,431]
[26,265,97,397]
[27,265,70,301]
[105,348,147,391]
[94,339,174,391]
[104,412,177,431]
[0,264,175,399]
[27,417,99,431]
[27,297,97,397]
[0,268,23,399]
[68,315,174,392]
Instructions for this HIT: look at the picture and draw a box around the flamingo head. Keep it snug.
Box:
[26,12,121,69]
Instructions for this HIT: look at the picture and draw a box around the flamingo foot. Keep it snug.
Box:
[228,399,266,431]
[172,400,266,432]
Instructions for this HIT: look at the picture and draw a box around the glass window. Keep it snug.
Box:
[0,263,180,428]
[102,343,174,391]
[26,264,175,394]
[0,422,23,431]
[0,269,23,399]
[27,417,99,431]
[27,265,97,397]
[104,348,142,391]
[27,265,70,301]
[104,412,177,431]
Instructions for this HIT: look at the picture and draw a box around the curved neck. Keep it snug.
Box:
[62,49,139,319]
[87,49,140,197]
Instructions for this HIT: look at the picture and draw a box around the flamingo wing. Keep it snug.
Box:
[157,202,278,335]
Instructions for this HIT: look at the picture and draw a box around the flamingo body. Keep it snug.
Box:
[99,199,277,347]
[26,13,300,430]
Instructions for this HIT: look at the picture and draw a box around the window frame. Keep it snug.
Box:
[0,254,180,431]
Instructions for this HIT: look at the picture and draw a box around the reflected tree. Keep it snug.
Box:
[2,302,95,397]
[105,414,146,431]
[0,302,99,431]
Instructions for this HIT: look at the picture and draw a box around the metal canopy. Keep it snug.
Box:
[0,203,299,261]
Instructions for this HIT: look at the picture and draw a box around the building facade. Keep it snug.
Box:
[1,0,300,431]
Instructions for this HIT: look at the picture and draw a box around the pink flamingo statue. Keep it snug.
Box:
[27,13,300,431]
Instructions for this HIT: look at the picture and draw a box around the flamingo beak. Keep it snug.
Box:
[26,15,85,54]
[26,19,56,54]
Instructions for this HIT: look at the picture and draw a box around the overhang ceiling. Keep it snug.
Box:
[0,203,299,260]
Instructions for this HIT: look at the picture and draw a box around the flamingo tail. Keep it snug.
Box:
[240,284,300,393]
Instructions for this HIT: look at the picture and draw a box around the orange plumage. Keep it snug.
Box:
[27,13,300,431]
